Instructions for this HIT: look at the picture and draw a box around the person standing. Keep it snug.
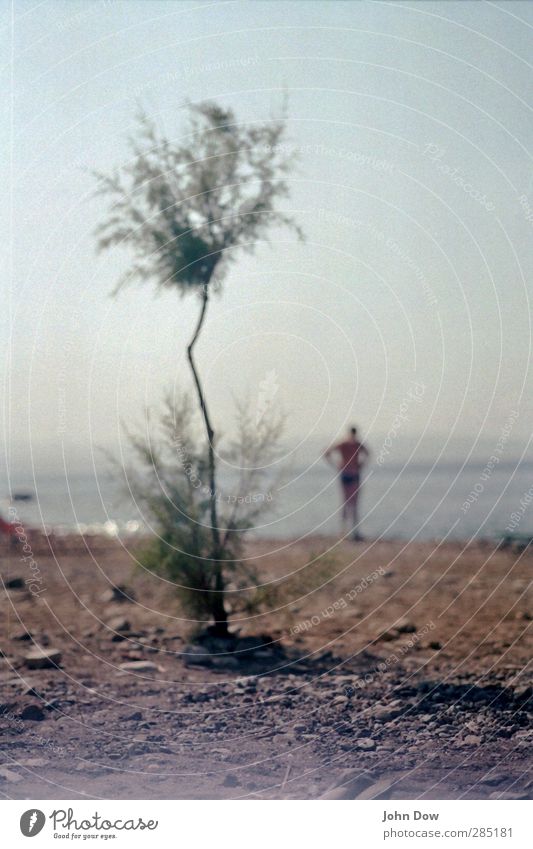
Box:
[324,426,369,540]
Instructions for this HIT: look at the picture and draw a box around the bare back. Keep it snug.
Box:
[335,439,365,474]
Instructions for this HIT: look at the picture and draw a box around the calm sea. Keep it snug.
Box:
[3,460,533,542]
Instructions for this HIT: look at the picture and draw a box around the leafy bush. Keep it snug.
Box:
[125,394,283,632]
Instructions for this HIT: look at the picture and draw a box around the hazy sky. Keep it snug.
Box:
[4,0,533,476]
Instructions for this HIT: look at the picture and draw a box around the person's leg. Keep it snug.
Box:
[341,485,348,531]
[340,482,351,533]
[341,481,356,533]
[349,483,364,540]
[349,490,357,527]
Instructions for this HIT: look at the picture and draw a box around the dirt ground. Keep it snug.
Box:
[1,532,532,800]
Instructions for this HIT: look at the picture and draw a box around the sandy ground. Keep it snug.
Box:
[1,532,532,800]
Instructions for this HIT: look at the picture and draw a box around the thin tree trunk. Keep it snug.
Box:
[187,285,228,635]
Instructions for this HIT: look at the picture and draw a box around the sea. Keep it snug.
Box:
[3,460,533,543]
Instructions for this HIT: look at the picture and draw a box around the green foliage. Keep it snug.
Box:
[93,101,302,294]
[125,394,282,624]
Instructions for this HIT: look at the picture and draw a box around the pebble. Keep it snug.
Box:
[4,577,25,589]
[396,620,417,634]
[118,661,160,674]
[357,738,376,750]
[377,630,398,642]
[462,734,482,746]
[106,617,131,632]
[101,585,134,603]
[373,705,402,721]
[127,743,150,756]
[19,704,46,721]
[24,648,62,669]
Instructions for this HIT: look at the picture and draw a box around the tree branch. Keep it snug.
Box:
[186,286,221,555]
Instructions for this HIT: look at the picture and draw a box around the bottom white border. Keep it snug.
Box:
[3,799,531,848]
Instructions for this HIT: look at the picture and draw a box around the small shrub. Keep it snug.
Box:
[125,394,283,634]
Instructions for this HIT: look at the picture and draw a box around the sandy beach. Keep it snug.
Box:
[1,533,531,800]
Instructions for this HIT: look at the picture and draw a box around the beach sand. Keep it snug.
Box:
[1,533,532,799]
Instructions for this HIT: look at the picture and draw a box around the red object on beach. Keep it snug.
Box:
[0,516,16,536]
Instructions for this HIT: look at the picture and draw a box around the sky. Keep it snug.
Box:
[3,0,533,479]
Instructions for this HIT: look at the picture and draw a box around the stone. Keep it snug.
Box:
[19,704,45,721]
[24,648,62,669]
[515,729,533,739]
[124,711,143,721]
[12,630,33,641]
[462,734,482,746]
[373,704,402,721]
[234,677,250,688]
[121,651,143,661]
[106,617,131,633]
[21,685,44,698]
[396,620,417,634]
[514,685,532,701]
[101,585,134,604]
[377,630,398,642]
[126,743,150,757]
[356,737,376,750]
[4,577,24,589]
[118,661,160,673]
